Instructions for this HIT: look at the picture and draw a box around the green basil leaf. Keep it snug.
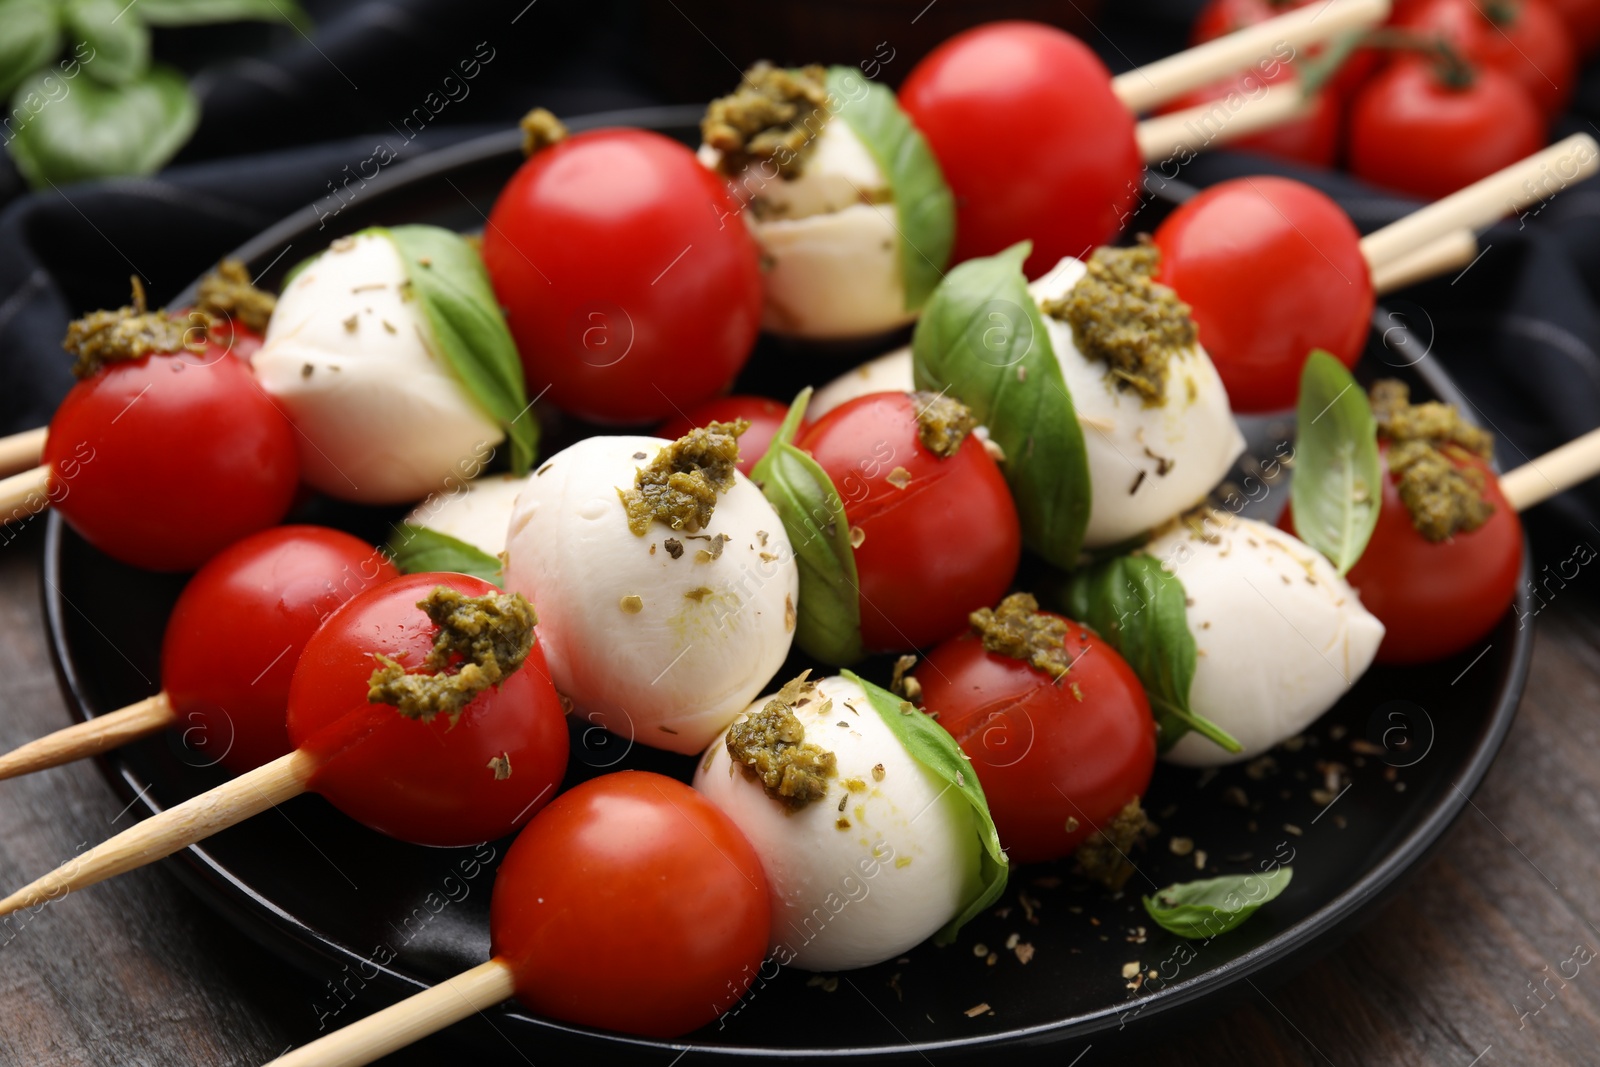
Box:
[382,225,536,476]
[8,64,197,188]
[751,388,864,666]
[1290,349,1380,575]
[386,524,502,584]
[1142,867,1293,939]
[826,66,954,312]
[841,669,1008,945]
[912,242,1091,567]
[0,0,60,103]
[134,0,311,31]
[64,0,150,87]
[1064,554,1241,754]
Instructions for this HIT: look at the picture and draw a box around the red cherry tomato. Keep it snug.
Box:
[1190,0,1380,99]
[1153,176,1373,413]
[1396,0,1576,117]
[919,621,1156,864]
[160,526,399,775]
[1283,443,1523,664]
[482,128,762,425]
[1347,58,1544,200]
[795,392,1021,652]
[1547,0,1600,57]
[1160,65,1343,168]
[42,347,299,572]
[286,572,569,846]
[899,22,1142,277]
[657,395,791,476]
[490,771,770,1038]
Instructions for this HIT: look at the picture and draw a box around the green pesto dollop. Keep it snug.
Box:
[969,593,1072,680]
[1370,380,1495,542]
[619,420,748,536]
[702,62,829,178]
[725,671,837,811]
[366,587,537,726]
[1042,242,1197,406]
[194,258,276,334]
[912,390,977,459]
[519,107,568,157]
[63,277,197,379]
[1073,796,1150,891]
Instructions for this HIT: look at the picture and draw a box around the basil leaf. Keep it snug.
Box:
[1064,554,1241,754]
[1143,867,1293,939]
[8,64,197,188]
[386,524,502,584]
[826,66,954,312]
[382,225,536,476]
[134,0,311,31]
[912,242,1091,567]
[751,388,864,666]
[1291,350,1380,575]
[0,0,60,103]
[841,669,1008,945]
[64,0,150,87]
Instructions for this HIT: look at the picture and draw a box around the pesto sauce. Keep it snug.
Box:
[1073,797,1150,890]
[969,593,1073,679]
[725,671,837,811]
[62,277,196,379]
[194,258,276,335]
[701,62,829,178]
[619,420,748,536]
[1370,380,1495,541]
[519,107,569,157]
[912,391,977,458]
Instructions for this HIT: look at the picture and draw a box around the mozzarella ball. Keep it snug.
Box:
[1030,258,1246,548]
[695,674,982,971]
[811,346,913,419]
[503,435,798,755]
[1145,515,1385,766]
[253,232,504,505]
[404,472,530,558]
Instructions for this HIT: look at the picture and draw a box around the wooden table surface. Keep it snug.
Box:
[2,516,1598,1067]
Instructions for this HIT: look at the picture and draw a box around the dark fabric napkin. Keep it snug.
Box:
[2,0,1597,562]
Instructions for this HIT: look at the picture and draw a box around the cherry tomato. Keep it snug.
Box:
[1396,0,1576,117]
[1547,0,1600,57]
[1283,442,1523,664]
[919,619,1156,864]
[160,526,399,776]
[43,347,299,572]
[899,22,1142,277]
[490,771,770,1038]
[795,392,1021,652]
[1161,65,1343,168]
[286,572,569,846]
[657,395,791,476]
[1190,0,1380,100]
[1347,58,1544,200]
[1153,176,1372,413]
[482,128,762,425]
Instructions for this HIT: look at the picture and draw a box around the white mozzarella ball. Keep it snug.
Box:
[503,435,798,755]
[253,232,504,504]
[1145,515,1385,767]
[694,674,982,972]
[404,472,530,558]
[810,346,913,419]
[1030,257,1246,548]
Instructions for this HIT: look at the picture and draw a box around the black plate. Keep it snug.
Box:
[43,105,1533,1063]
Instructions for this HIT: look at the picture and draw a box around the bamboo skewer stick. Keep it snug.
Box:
[0,693,176,782]
[1499,427,1600,513]
[1369,229,1479,294]
[0,427,46,477]
[1134,79,1316,162]
[0,466,50,522]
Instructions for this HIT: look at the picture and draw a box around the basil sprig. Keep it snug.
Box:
[386,524,502,585]
[1142,867,1293,939]
[1290,350,1380,575]
[751,389,864,665]
[1064,554,1241,755]
[826,66,954,311]
[9,65,197,187]
[842,670,1008,945]
[383,225,536,476]
[912,242,1092,567]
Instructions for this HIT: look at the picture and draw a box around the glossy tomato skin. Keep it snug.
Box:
[657,394,791,476]
[796,392,1021,652]
[919,622,1155,864]
[1396,0,1575,117]
[899,22,1142,277]
[1153,176,1372,413]
[482,128,762,425]
[1548,0,1600,57]
[162,526,399,775]
[1348,59,1544,200]
[286,572,569,846]
[491,771,770,1038]
[42,350,299,572]
[1161,65,1343,168]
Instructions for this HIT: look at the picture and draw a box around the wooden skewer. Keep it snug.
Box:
[1361,134,1600,271]
[1369,229,1478,295]
[1112,0,1390,114]
[0,465,50,523]
[0,693,176,782]
[265,959,517,1067]
[1499,426,1600,512]
[0,427,46,477]
[1134,78,1316,162]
